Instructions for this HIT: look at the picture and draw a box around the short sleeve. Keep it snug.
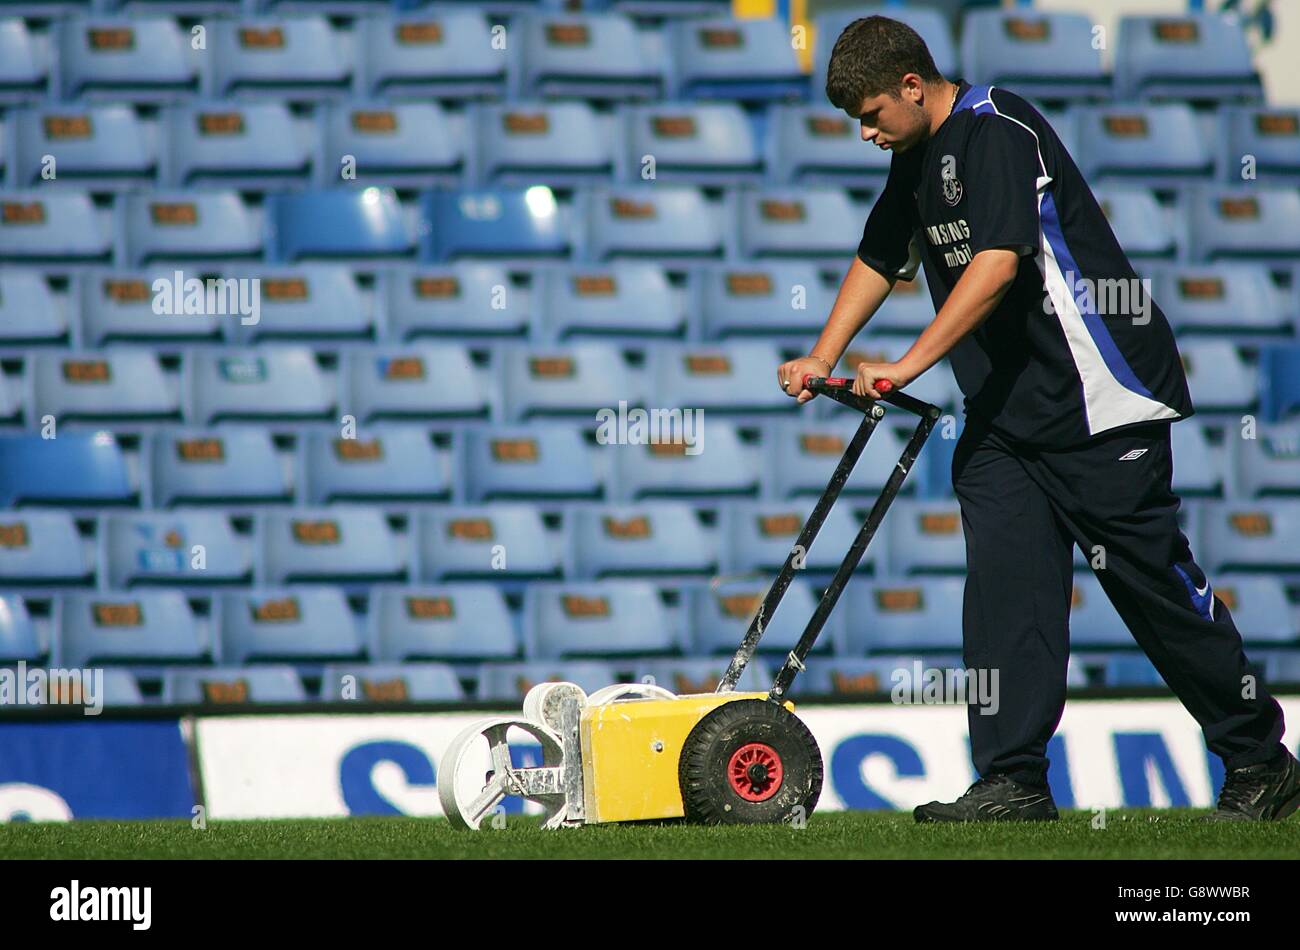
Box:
[857,159,919,280]
[962,116,1045,258]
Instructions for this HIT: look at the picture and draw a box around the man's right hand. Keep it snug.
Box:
[776,355,835,404]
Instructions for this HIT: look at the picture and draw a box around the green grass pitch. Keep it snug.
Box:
[3,810,1298,859]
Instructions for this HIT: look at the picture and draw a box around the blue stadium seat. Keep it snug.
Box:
[0,271,69,344]
[620,102,760,184]
[162,666,307,704]
[502,343,642,421]
[301,427,454,504]
[539,263,683,341]
[219,587,363,664]
[650,341,794,417]
[1221,107,1300,184]
[210,16,351,100]
[320,663,465,702]
[359,10,504,100]
[0,512,92,585]
[79,271,222,346]
[1260,346,1300,422]
[719,499,870,576]
[0,18,48,104]
[1152,263,1288,337]
[767,105,890,186]
[1235,424,1300,498]
[1178,341,1257,415]
[888,500,965,574]
[839,578,965,654]
[960,10,1108,102]
[765,418,918,501]
[269,188,415,262]
[1211,574,1298,645]
[737,187,863,260]
[799,655,987,699]
[1187,186,1300,263]
[1202,501,1300,573]
[0,594,43,661]
[689,578,830,656]
[1114,13,1261,103]
[476,660,618,701]
[58,590,209,668]
[1102,654,1166,688]
[517,13,663,101]
[14,105,157,188]
[150,427,291,507]
[261,507,406,585]
[481,102,613,186]
[699,261,833,340]
[1264,652,1300,686]
[369,584,517,662]
[342,345,489,423]
[814,8,957,100]
[224,265,371,343]
[165,101,312,189]
[0,191,112,264]
[1170,421,1226,497]
[524,580,679,658]
[567,502,717,578]
[866,274,935,334]
[321,101,464,189]
[123,191,262,267]
[19,664,143,706]
[57,16,198,101]
[633,656,771,695]
[1074,105,1213,188]
[102,511,252,588]
[1090,186,1178,260]
[1067,575,1129,648]
[611,0,729,18]
[0,432,135,507]
[383,264,532,342]
[419,505,563,582]
[672,16,808,102]
[464,425,602,501]
[612,419,756,502]
[425,188,572,262]
[586,185,724,261]
[187,347,333,425]
[31,351,180,425]
[0,374,20,426]
[97,668,145,707]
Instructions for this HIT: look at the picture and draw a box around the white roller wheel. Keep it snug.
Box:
[587,683,678,706]
[438,717,567,831]
[522,681,587,732]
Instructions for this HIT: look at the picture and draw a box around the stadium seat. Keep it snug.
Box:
[719,499,872,576]
[476,660,619,702]
[736,187,863,260]
[0,191,112,264]
[767,105,890,187]
[58,589,209,668]
[1202,500,1300,573]
[538,263,684,341]
[620,102,760,184]
[342,345,489,422]
[1090,186,1178,260]
[611,419,756,502]
[959,10,1108,102]
[382,264,532,342]
[1114,13,1261,103]
[209,16,351,100]
[516,13,663,101]
[269,188,415,262]
[699,261,833,340]
[689,578,830,656]
[0,271,69,345]
[566,502,717,578]
[670,17,804,101]
[321,101,464,188]
[0,595,43,661]
[14,105,157,188]
[123,191,262,267]
[765,418,918,501]
[1260,346,1300,422]
[814,8,957,98]
[149,427,292,507]
[480,102,614,186]
[1178,341,1257,414]
[0,432,135,507]
[369,584,517,662]
[1169,421,1226,497]
[260,507,406,585]
[865,274,934,334]
[1067,574,1130,648]
[839,577,965,654]
[585,185,724,261]
[0,375,20,427]
[501,343,643,421]
[1211,574,1298,645]
[1221,106,1300,184]
[418,505,563,582]
[887,500,965,574]
[1186,186,1300,263]
[1073,105,1213,188]
[320,663,465,702]
[0,512,92,585]
[223,265,371,344]
[0,19,48,103]
[464,425,602,502]
[219,587,363,664]
[79,271,223,346]
[300,427,454,504]
[1264,652,1300,686]
[30,351,180,425]
[1151,263,1288,337]
[359,10,505,100]
[650,341,794,417]
[524,580,679,658]
[57,16,198,101]
[102,511,252,588]
[632,656,771,695]
[162,666,307,704]
[97,668,145,707]
[186,347,333,425]
[1102,654,1166,688]
[424,188,572,262]
[1234,423,1300,497]
[165,101,312,189]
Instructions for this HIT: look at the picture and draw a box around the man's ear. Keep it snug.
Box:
[899,72,924,103]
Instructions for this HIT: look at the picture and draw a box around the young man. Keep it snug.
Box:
[776,15,1298,822]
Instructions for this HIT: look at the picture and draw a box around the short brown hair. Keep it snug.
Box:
[825,15,942,111]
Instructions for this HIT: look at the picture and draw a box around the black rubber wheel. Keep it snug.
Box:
[678,699,823,825]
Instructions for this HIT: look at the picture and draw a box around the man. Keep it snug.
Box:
[777,15,1298,822]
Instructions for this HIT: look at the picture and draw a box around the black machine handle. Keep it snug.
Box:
[717,375,943,703]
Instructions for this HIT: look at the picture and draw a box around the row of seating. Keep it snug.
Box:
[0,10,1264,106]
[4,184,1299,266]
[1,99,1295,191]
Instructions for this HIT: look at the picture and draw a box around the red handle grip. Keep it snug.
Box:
[802,374,893,393]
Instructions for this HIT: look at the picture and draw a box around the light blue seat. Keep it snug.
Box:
[517,13,663,101]
[868,274,935,334]
[502,343,642,421]
[102,510,251,587]
[476,660,618,702]
[814,8,957,99]
[525,580,679,658]
[737,187,862,260]
[261,507,406,584]
[166,101,312,189]
[720,499,870,576]
[567,502,717,578]
[650,341,794,417]
[1264,652,1300,686]
[767,105,890,186]
[633,656,771,695]
[1169,420,1225,497]
[123,191,261,267]
[0,190,112,264]
[321,101,464,188]
[960,10,1108,102]
[424,188,572,262]
[612,419,757,502]
[1091,186,1178,260]
[57,16,198,101]
[1235,424,1300,498]
[1067,574,1129,647]
[1114,13,1261,103]
[162,665,307,704]
[699,261,832,340]
[1221,107,1300,184]
[31,351,179,425]
[320,663,465,702]
[187,347,333,425]
[586,185,724,261]
[1179,341,1257,414]
[0,18,48,103]
[301,427,454,504]
[798,656,967,698]
[58,589,209,668]
[539,263,683,341]
[1103,654,1166,688]
[465,425,602,502]
[839,577,965,654]
[1187,186,1300,263]
[611,0,728,17]
[369,584,518,662]
[765,417,917,500]
[1202,500,1300,573]
[480,102,613,186]
[79,270,222,346]
[383,264,532,342]
[690,578,830,656]
[669,16,805,102]
[620,102,760,184]
[419,505,563,582]
[14,104,157,187]
[1153,263,1287,337]
[219,586,363,663]
[1261,346,1300,422]
[1074,105,1213,188]
[0,373,20,425]
[269,188,415,262]
[0,594,43,661]
[224,265,372,343]
[210,16,351,99]
[150,427,291,507]
[343,345,489,423]
[888,500,965,574]
[97,668,145,707]
[0,432,134,507]
[359,10,504,100]
[0,511,91,584]
[1210,574,1297,645]
[0,271,69,344]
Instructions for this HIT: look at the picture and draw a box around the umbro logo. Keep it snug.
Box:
[1117,449,1148,461]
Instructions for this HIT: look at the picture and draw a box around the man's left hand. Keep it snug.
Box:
[850,360,916,399]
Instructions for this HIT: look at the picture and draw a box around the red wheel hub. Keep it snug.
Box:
[728,742,783,802]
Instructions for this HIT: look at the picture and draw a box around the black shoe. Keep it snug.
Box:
[914,774,1059,823]
[1203,750,1300,822]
